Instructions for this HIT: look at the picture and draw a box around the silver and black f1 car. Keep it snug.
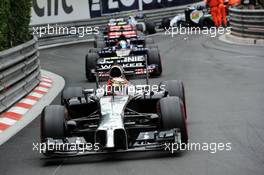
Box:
[160,5,215,29]
[41,65,188,157]
[85,44,162,82]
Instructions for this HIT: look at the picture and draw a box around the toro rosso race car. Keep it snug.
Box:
[86,40,162,82]
[40,65,188,157]
[94,26,156,49]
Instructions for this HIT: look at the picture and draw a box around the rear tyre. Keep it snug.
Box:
[199,17,215,28]
[145,21,156,34]
[145,38,154,45]
[161,18,170,30]
[94,39,105,48]
[85,53,98,82]
[147,48,162,77]
[158,97,188,144]
[159,80,187,119]
[61,87,83,105]
[146,44,158,49]
[88,48,101,53]
[136,23,145,32]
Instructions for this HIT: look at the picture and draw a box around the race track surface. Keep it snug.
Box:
[0,33,264,175]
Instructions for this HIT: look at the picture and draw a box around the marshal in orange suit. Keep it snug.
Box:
[204,0,221,27]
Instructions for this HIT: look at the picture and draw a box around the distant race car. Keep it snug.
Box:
[40,64,188,157]
[107,16,156,34]
[93,30,157,49]
[160,5,221,29]
[94,16,157,48]
[85,43,162,82]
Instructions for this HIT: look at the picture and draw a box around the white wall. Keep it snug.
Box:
[30,0,91,25]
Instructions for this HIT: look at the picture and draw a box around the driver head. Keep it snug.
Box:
[119,40,128,49]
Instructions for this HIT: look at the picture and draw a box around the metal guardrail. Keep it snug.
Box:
[33,2,202,47]
[0,37,40,113]
[229,8,264,39]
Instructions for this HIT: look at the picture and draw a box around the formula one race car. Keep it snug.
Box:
[107,16,156,34]
[86,42,162,82]
[93,30,157,49]
[40,65,188,157]
[160,5,216,29]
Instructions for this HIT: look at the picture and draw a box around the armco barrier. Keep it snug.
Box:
[0,37,41,113]
[229,8,264,39]
[32,2,202,47]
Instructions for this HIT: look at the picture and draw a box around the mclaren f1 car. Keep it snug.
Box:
[40,65,188,157]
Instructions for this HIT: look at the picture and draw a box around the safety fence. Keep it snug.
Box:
[229,8,264,39]
[0,38,40,113]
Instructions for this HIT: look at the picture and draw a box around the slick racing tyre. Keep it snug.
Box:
[146,44,158,49]
[145,21,156,34]
[159,80,187,119]
[94,39,105,48]
[145,37,155,45]
[161,17,170,30]
[41,105,66,142]
[88,48,101,53]
[41,105,67,156]
[199,17,215,28]
[61,87,83,105]
[158,97,188,144]
[85,52,98,82]
[136,23,146,32]
[147,48,162,77]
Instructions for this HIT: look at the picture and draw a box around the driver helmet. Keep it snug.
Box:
[107,77,129,96]
[107,66,129,95]
[119,40,128,49]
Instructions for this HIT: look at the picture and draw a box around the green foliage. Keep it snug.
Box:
[0,0,10,51]
[0,0,32,51]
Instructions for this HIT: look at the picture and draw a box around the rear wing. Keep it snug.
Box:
[109,25,134,32]
[95,55,150,84]
[108,31,137,39]
[97,55,146,72]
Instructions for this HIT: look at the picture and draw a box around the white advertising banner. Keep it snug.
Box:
[30,0,91,25]
[30,0,195,25]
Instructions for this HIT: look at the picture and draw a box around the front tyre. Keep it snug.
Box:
[158,97,188,144]
[41,105,66,142]
[159,80,187,119]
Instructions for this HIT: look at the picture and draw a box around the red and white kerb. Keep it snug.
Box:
[0,76,53,133]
